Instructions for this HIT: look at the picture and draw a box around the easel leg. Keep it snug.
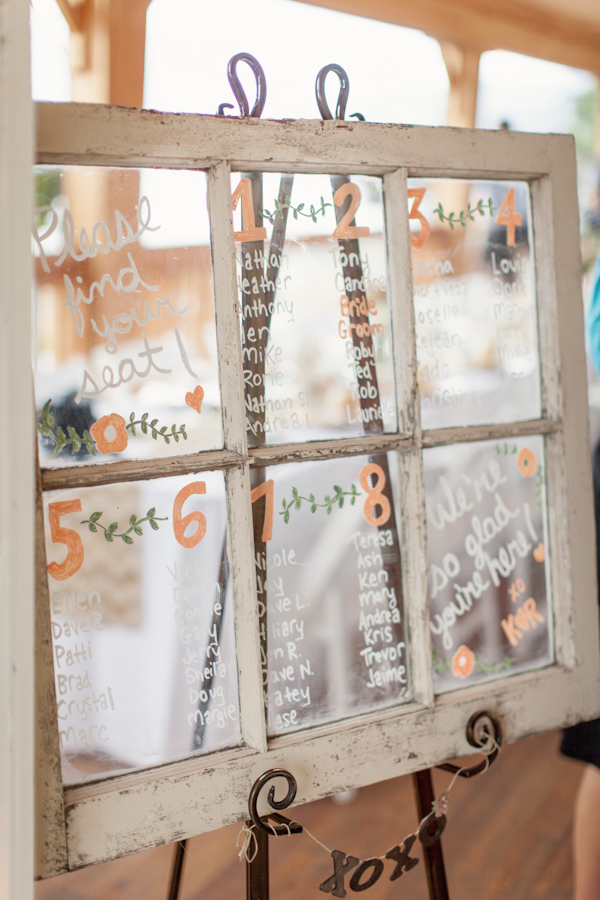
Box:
[167,839,187,900]
[413,770,450,900]
[246,824,269,900]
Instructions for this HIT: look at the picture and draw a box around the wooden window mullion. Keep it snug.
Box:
[207,162,267,751]
[384,168,434,706]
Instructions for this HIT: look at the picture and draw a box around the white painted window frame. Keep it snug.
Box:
[1,3,34,900]
[35,102,600,874]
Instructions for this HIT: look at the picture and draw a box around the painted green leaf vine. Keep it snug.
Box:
[38,400,187,456]
[280,484,361,523]
[433,197,495,230]
[38,401,97,455]
[260,195,332,226]
[81,508,168,544]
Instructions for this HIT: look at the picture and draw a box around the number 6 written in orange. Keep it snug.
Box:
[47,500,85,581]
[173,482,207,549]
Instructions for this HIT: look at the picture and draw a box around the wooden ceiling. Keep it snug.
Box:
[53,0,599,141]
[295,0,600,75]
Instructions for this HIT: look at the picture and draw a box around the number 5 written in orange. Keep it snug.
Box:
[47,500,85,581]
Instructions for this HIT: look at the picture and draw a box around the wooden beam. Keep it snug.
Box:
[109,0,153,107]
[440,42,480,129]
[54,0,89,33]
[292,0,600,75]
[68,0,152,106]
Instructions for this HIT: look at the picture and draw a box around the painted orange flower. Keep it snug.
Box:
[517,447,537,478]
[451,645,476,678]
[90,413,128,455]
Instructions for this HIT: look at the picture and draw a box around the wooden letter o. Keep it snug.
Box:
[418,812,447,847]
[349,859,384,892]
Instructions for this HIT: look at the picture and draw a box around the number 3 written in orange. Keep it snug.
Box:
[407,187,431,249]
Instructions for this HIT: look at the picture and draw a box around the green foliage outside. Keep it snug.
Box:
[34,168,61,228]
[571,86,598,160]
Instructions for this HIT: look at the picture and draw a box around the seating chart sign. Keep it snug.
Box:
[424,437,551,691]
[234,172,397,445]
[43,473,240,784]
[34,164,555,780]
[33,166,223,469]
[32,107,598,869]
[259,454,406,735]
[409,179,539,429]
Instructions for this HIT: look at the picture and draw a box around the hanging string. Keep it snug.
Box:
[238,736,501,867]
[237,824,259,863]
[443,733,501,795]
[295,823,334,856]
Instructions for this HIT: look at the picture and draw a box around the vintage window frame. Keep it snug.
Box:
[34,101,600,874]
[2,3,35,898]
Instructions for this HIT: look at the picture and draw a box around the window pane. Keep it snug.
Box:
[424,436,552,692]
[33,166,222,468]
[409,179,540,428]
[44,472,240,784]
[234,173,397,445]
[255,453,408,736]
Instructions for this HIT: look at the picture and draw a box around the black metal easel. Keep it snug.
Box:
[167,710,501,900]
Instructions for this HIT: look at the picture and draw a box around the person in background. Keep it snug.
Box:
[560,249,600,900]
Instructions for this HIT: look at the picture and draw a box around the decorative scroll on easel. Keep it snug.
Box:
[237,711,501,900]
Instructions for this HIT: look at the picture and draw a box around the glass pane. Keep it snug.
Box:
[409,179,540,428]
[234,172,397,445]
[44,472,240,784]
[33,166,222,469]
[253,453,408,736]
[424,436,552,692]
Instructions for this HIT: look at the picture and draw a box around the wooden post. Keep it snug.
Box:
[440,41,481,130]
[59,0,151,106]
[439,42,481,220]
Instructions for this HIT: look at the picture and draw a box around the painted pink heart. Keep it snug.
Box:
[533,543,545,563]
[185,385,204,413]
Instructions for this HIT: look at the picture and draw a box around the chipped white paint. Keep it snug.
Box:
[35,469,68,878]
[36,103,555,179]
[40,448,244,492]
[0,3,35,897]
[33,103,600,871]
[207,161,267,752]
[64,663,600,868]
[383,167,433,707]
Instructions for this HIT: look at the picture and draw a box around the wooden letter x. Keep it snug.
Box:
[385,835,420,880]
[320,850,360,898]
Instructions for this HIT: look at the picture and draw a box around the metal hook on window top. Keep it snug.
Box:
[248,768,303,836]
[436,710,502,779]
[217,52,267,118]
[315,63,365,122]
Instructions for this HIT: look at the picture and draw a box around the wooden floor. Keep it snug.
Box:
[36,730,584,900]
